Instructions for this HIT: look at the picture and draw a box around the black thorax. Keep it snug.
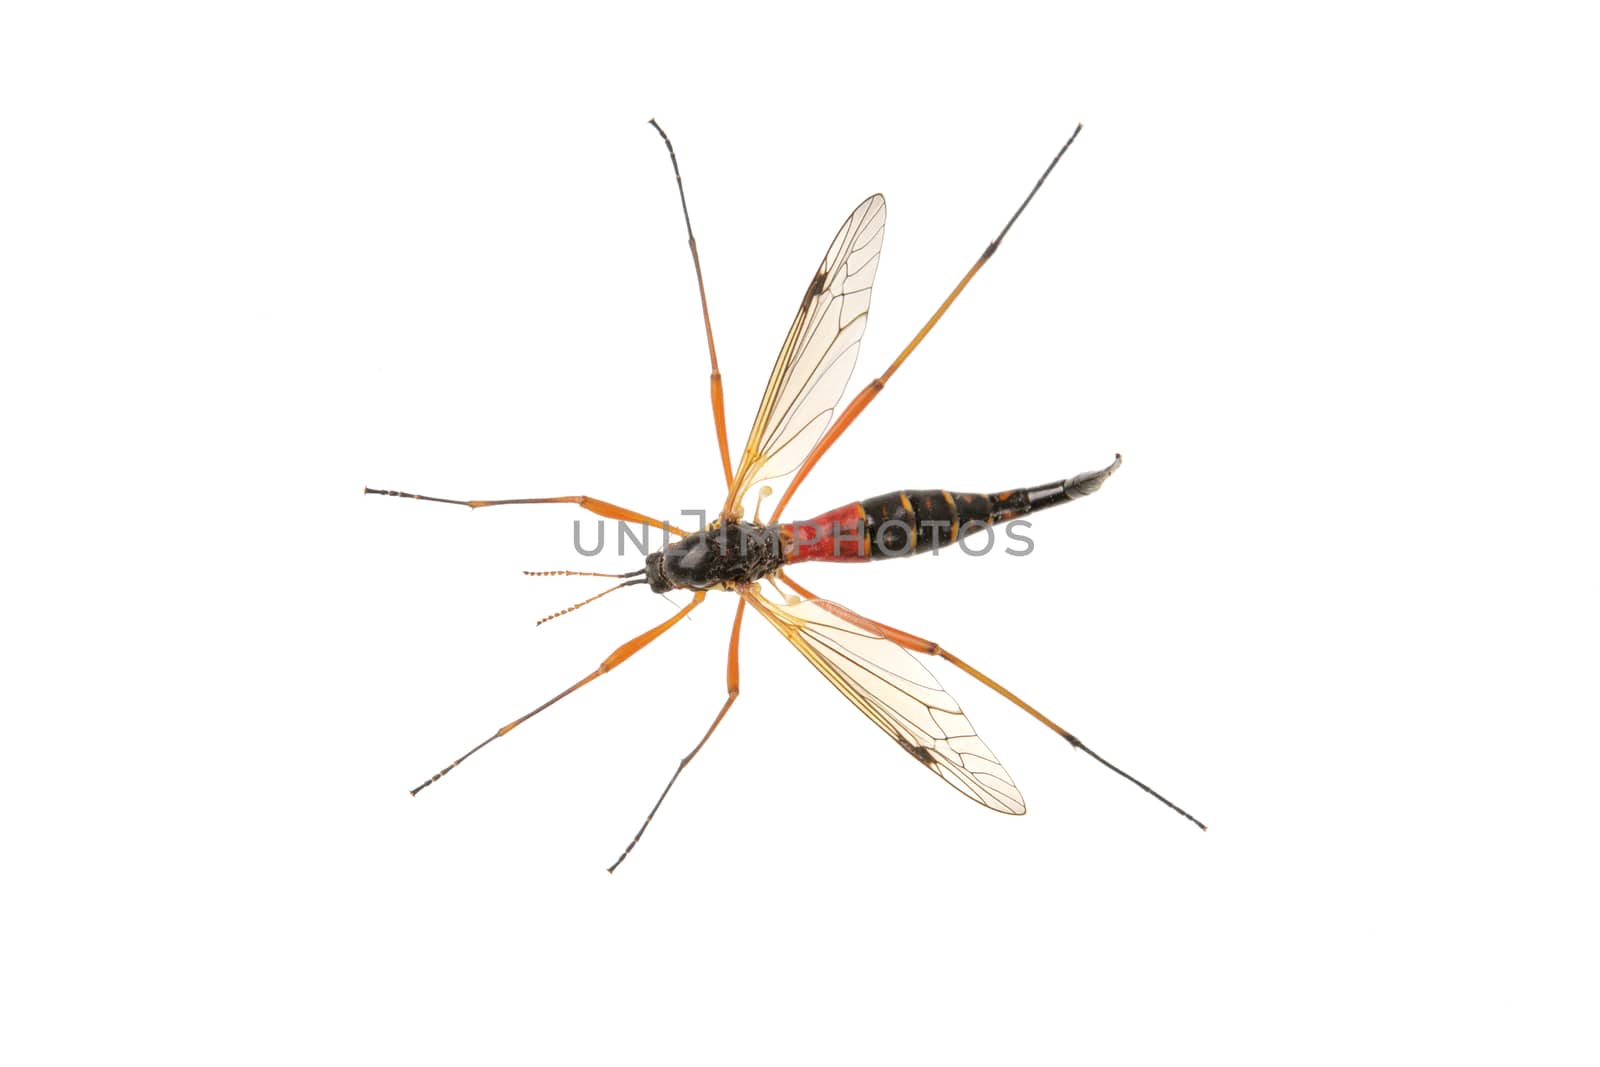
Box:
[644,523,786,592]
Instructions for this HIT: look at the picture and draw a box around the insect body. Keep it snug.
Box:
[368,121,1204,870]
[781,457,1122,563]
[645,457,1121,589]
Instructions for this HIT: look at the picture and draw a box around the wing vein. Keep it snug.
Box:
[722,196,888,519]
[743,588,1025,815]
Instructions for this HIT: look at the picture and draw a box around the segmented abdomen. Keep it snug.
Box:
[782,455,1121,563]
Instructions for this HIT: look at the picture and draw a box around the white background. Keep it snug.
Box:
[4,2,1596,1063]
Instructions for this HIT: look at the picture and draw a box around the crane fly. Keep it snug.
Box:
[367,120,1206,871]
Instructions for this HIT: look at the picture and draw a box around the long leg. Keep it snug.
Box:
[607,598,744,873]
[410,591,706,795]
[649,119,734,492]
[776,571,1205,830]
[365,487,690,538]
[769,126,1084,523]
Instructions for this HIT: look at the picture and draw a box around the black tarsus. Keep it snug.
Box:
[1061,730,1208,831]
[364,486,472,507]
[409,675,593,796]
[988,123,1084,256]
[648,118,696,243]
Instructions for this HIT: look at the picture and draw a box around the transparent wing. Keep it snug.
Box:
[743,587,1025,814]
[723,195,886,520]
